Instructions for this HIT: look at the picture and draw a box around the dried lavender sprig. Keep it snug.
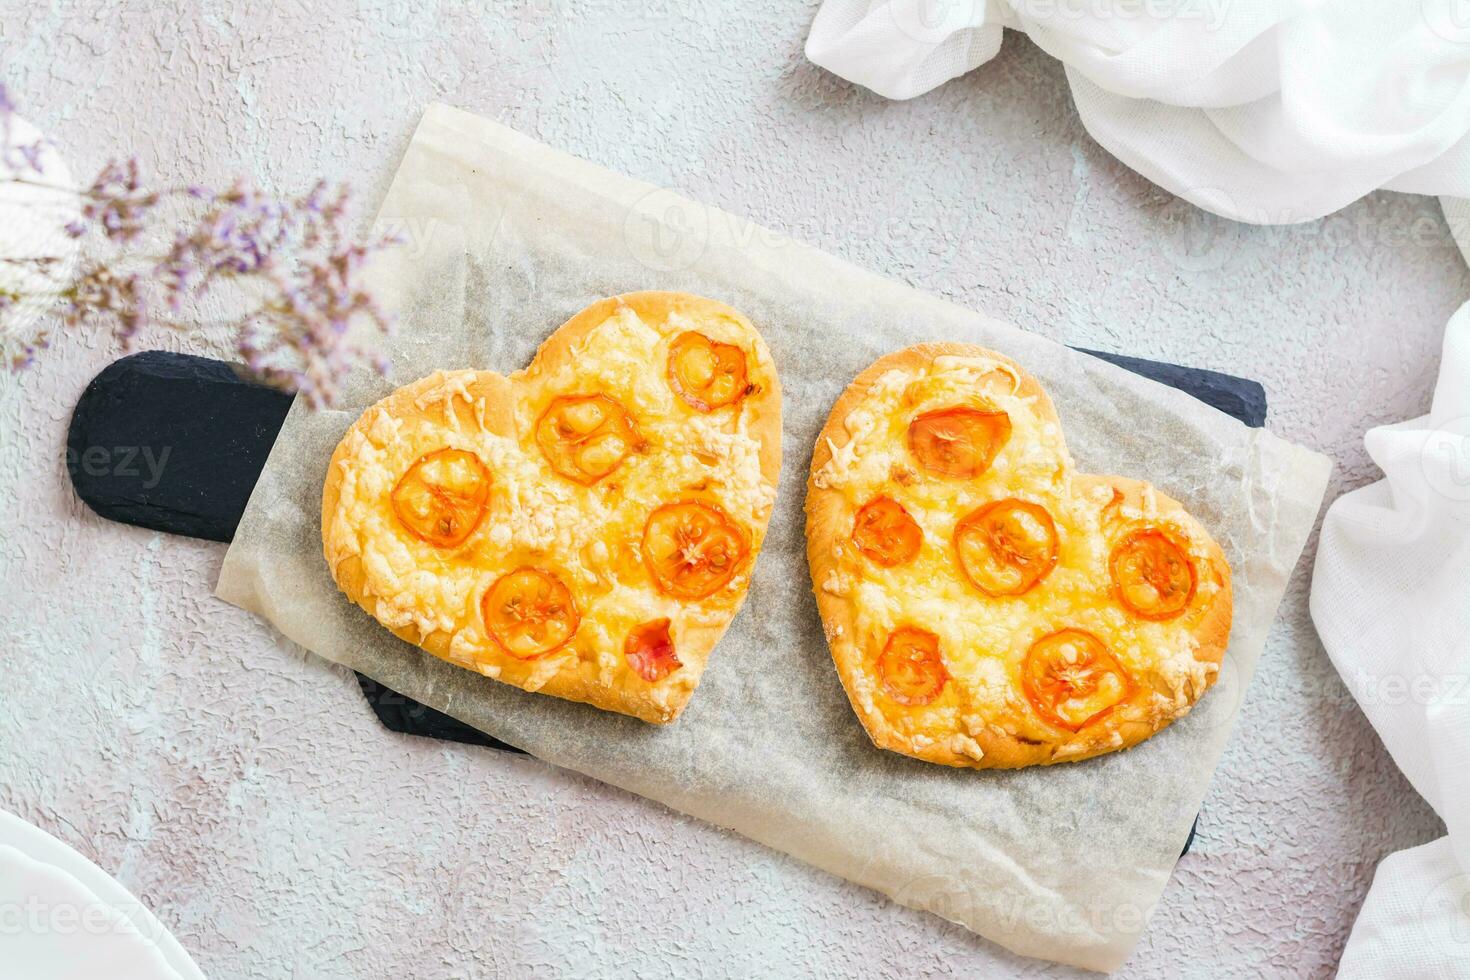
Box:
[58,262,148,344]
[1,83,397,404]
[79,158,160,244]
[155,178,353,307]
[0,83,45,176]
[239,234,397,409]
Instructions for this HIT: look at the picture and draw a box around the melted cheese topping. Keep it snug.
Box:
[816,355,1223,754]
[325,302,778,721]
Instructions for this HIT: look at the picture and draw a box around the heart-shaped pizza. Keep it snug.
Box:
[321,292,781,724]
[805,343,1232,768]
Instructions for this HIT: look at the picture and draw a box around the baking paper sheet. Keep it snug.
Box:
[216,103,1331,972]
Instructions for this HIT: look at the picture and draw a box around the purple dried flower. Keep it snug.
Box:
[2,286,50,370]
[299,182,350,250]
[1,92,398,403]
[8,331,50,372]
[0,83,46,177]
[81,158,158,244]
[156,179,285,304]
[156,178,359,310]
[13,140,42,172]
[61,264,148,344]
[238,236,395,408]
[0,255,60,270]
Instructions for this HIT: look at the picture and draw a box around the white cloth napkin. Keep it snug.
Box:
[806,0,1470,223]
[1312,301,1470,976]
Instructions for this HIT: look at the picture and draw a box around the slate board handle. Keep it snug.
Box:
[66,351,292,543]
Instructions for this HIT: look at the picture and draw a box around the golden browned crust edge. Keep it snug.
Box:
[322,292,782,726]
[805,342,1233,769]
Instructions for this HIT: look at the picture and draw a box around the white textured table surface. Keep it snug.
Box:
[0,4,1456,977]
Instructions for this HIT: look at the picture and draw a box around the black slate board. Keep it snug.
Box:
[353,673,515,749]
[1076,348,1267,428]
[67,351,293,543]
[68,348,1263,858]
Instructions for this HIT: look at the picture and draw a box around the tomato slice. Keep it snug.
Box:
[641,500,749,600]
[876,626,949,706]
[954,499,1059,596]
[481,566,579,659]
[907,406,1011,479]
[390,448,491,548]
[624,618,682,682]
[1110,528,1196,620]
[536,394,640,485]
[852,496,923,567]
[1022,629,1132,731]
[667,331,750,411]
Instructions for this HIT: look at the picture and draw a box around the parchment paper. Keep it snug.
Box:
[216,103,1332,972]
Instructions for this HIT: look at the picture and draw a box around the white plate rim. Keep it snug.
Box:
[0,808,206,980]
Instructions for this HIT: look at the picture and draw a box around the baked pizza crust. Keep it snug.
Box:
[322,291,782,724]
[805,342,1232,768]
